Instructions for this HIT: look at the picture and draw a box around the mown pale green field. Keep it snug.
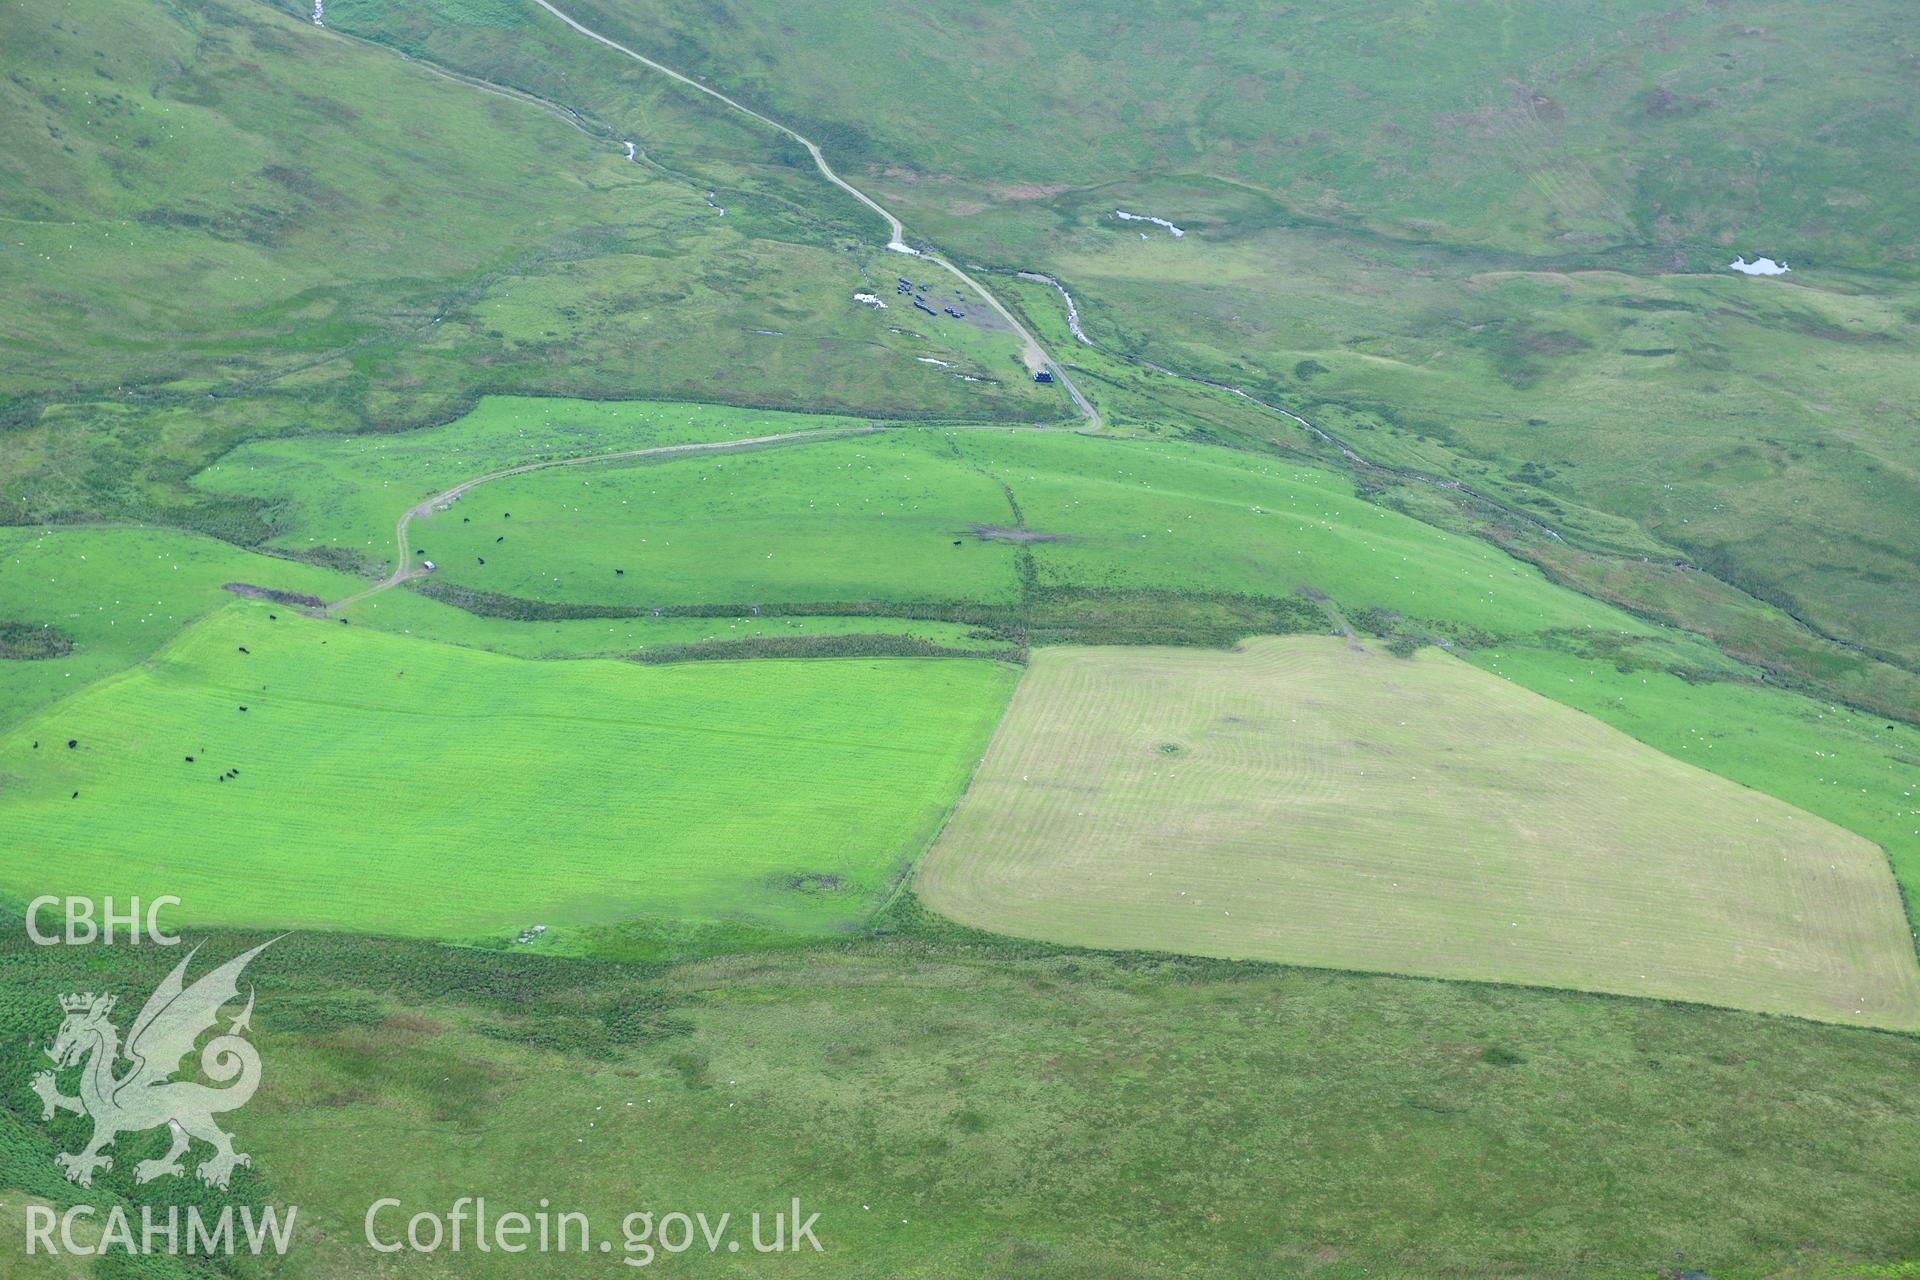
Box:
[920,637,1920,1028]
[0,604,1014,946]
[1471,640,1920,923]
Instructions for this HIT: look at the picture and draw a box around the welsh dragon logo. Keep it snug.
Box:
[32,940,274,1190]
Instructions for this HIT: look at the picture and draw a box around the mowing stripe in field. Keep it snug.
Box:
[917,636,1920,1029]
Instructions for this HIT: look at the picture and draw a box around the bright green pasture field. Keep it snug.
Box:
[0,527,363,729]
[193,397,884,560]
[0,604,1014,945]
[920,637,1920,1029]
[965,432,1636,637]
[287,420,1654,644]
[404,429,1026,607]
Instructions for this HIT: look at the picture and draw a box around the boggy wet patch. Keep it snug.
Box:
[965,524,1070,544]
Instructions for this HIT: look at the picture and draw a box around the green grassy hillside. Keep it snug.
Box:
[8,914,1920,1278]
[5,4,1920,1276]
[959,207,1920,672]
[547,0,1920,268]
[0,0,1054,534]
[476,0,1920,723]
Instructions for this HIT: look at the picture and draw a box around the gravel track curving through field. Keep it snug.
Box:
[323,424,886,611]
[527,0,1098,427]
[322,419,1098,612]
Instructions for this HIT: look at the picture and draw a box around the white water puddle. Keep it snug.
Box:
[854,293,887,309]
[622,141,636,161]
[916,357,952,367]
[311,0,323,24]
[886,240,921,256]
[706,191,724,215]
[1729,255,1790,276]
[1115,210,1184,238]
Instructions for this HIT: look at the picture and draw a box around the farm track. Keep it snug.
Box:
[526,0,1099,428]
[322,425,882,610]
[323,420,1089,612]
